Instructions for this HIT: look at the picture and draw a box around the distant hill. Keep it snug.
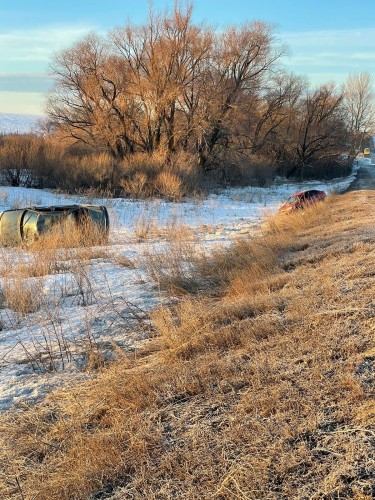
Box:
[0,113,43,134]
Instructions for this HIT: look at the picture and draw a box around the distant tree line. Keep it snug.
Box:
[1,3,374,195]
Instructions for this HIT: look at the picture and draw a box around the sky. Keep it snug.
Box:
[1,0,375,115]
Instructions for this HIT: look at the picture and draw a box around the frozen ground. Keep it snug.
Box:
[0,168,359,411]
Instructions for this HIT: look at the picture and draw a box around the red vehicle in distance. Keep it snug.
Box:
[279,189,326,213]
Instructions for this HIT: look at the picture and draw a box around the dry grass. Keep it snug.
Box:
[0,191,374,499]
[138,217,198,292]
[30,217,109,252]
[26,218,109,274]
[142,240,200,294]
[133,212,160,242]
[0,249,61,278]
[0,218,109,321]
[114,254,136,269]
[0,217,109,281]
[0,220,111,371]
[2,279,43,315]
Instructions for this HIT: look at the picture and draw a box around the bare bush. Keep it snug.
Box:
[0,134,43,187]
[154,170,185,200]
[133,213,159,242]
[119,151,199,199]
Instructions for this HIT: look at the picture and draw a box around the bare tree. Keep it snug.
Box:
[111,3,212,155]
[45,2,354,186]
[343,72,375,158]
[196,21,285,167]
[234,72,306,158]
[47,34,108,146]
[47,4,283,167]
[286,84,347,178]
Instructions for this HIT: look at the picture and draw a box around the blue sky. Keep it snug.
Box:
[1,0,375,115]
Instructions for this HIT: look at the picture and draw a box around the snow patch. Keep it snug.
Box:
[0,113,42,134]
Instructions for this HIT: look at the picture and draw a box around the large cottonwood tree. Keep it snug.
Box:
[46,2,365,180]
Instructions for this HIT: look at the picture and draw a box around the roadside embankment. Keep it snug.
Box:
[1,190,374,499]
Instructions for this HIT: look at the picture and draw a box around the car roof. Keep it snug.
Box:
[290,191,307,196]
[290,190,323,196]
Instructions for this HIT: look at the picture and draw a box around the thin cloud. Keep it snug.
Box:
[280,27,375,85]
[281,27,375,47]
[0,24,94,113]
[0,24,96,64]
[0,73,55,93]
[284,53,375,68]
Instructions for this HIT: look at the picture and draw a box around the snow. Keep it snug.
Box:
[0,113,41,134]
[0,167,359,411]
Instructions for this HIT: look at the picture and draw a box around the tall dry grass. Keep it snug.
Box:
[0,135,203,198]
[119,150,201,200]
[0,192,374,499]
[2,279,43,316]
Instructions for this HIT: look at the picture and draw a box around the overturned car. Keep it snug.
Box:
[0,204,109,247]
[279,190,326,214]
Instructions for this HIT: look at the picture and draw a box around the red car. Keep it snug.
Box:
[279,189,326,213]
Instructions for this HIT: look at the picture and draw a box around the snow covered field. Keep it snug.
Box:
[0,113,41,134]
[0,169,358,411]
